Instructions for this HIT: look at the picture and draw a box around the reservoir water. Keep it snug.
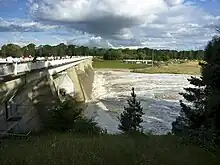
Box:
[85,70,192,134]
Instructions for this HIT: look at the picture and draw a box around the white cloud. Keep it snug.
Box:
[24,0,220,49]
[0,17,59,32]
[80,36,113,48]
[164,0,184,6]
[28,0,168,37]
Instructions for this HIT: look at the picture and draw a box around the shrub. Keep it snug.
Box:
[43,97,103,135]
[72,117,106,135]
[43,98,82,132]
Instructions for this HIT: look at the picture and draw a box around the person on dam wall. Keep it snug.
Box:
[32,56,37,63]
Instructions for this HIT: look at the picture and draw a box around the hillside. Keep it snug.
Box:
[0,133,218,165]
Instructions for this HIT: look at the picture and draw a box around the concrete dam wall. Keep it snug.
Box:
[0,57,94,134]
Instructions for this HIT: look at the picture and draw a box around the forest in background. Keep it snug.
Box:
[0,43,204,61]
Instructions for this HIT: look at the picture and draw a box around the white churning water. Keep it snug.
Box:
[85,70,192,134]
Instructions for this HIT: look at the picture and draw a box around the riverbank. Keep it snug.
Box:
[132,61,200,75]
[92,60,147,69]
[94,68,131,72]
[0,133,218,165]
[93,60,200,75]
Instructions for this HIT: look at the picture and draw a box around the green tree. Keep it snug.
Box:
[0,42,205,59]
[118,87,144,133]
[172,36,220,136]
[22,43,36,57]
[50,46,58,56]
[57,43,67,56]
[42,45,52,57]
[2,44,22,57]
[74,46,83,56]
[36,46,43,57]
[80,46,90,56]
[1,45,7,57]
[27,43,36,56]
[44,98,81,132]
[67,45,75,56]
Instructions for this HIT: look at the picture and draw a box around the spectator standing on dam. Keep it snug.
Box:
[6,56,13,63]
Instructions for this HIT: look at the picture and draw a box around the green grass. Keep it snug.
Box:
[133,61,201,75]
[93,60,147,69]
[93,60,201,75]
[0,133,219,165]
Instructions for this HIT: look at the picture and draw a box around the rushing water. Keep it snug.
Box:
[85,70,192,134]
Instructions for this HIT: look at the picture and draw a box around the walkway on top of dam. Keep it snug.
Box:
[0,56,92,81]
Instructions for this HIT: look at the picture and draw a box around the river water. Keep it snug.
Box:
[85,70,192,135]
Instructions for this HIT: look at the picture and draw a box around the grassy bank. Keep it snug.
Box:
[93,60,201,75]
[132,61,200,75]
[92,60,147,69]
[0,133,218,165]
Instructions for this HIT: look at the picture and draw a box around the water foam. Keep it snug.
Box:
[86,71,191,134]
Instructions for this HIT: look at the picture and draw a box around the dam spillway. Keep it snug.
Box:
[86,70,192,134]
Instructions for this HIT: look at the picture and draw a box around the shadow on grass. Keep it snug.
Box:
[0,133,219,165]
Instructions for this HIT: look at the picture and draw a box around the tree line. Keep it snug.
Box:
[0,43,204,61]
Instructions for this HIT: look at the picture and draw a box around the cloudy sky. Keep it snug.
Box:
[0,0,219,50]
